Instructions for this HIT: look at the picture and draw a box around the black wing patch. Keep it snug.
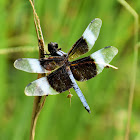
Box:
[68,18,102,60]
[40,56,65,71]
[68,37,88,60]
[70,56,97,81]
[47,65,73,93]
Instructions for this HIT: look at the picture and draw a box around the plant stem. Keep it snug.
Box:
[28,0,47,140]
[118,1,139,140]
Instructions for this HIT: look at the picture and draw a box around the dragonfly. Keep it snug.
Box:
[14,18,118,113]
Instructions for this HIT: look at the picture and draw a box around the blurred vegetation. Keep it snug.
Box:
[0,0,140,140]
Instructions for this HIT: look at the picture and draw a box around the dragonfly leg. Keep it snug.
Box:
[67,89,73,106]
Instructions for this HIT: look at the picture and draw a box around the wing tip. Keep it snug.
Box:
[104,46,118,56]
[91,18,102,25]
[14,58,22,69]
[90,18,102,29]
[24,83,32,96]
[110,46,118,54]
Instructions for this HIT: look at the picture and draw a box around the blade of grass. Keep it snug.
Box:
[0,46,38,54]
[117,1,139,140]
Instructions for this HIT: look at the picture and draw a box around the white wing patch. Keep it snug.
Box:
[83,28,96,47]
[25,77,59,96]
[28,59,46,73]
[91,46,118,74]
[83,18,102,51]
[91,51,105,73]
[14,58,48,73]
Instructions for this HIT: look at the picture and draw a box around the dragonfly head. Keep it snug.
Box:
[48,42,60,56]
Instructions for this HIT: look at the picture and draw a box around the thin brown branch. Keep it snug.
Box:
[30,40,46,140]
[29,0,45,43]
[28,0,47,140]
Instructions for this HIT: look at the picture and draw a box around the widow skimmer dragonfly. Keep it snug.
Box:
[14,18,118,113]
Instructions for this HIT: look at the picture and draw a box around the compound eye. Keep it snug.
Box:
[48,42,53,52]
[55,43,58,48]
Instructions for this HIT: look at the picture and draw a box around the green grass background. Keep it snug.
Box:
[0,0,140,140]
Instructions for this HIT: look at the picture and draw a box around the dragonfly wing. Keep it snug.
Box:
[14,56,64,73]
[68,18,102,60]
[70,56,97,81]
[14,58,48,73]
[25,77,59,96]
[91,46,118,74]
[70,46,118,81]
[25,65,73,96]
[83,18,102,51]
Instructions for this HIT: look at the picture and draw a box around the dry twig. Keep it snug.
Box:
[28,0,47,140]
